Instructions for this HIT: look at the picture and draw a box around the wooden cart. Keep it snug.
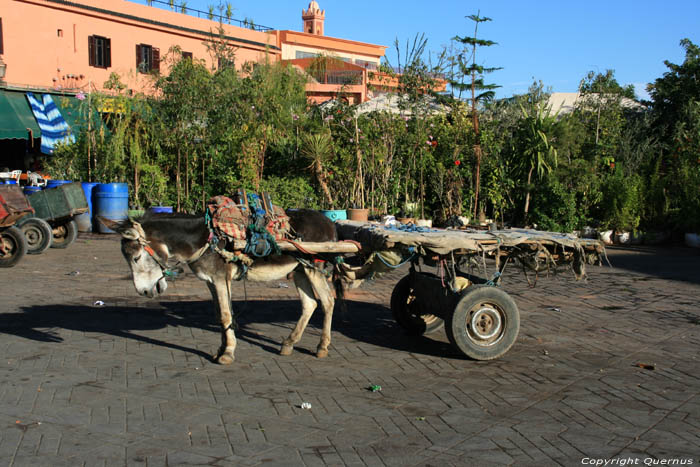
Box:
[19,182,88,250]
[334,221,605,360]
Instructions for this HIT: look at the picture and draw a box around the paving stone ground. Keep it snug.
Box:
[0,233,699,467]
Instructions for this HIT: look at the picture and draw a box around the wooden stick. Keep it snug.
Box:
[231,239,361,254]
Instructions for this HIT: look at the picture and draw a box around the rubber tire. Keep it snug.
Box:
[19,217,53,254]
[51,219,78,249]
[0,226,28,268]
[446,285,520,360]
[390,274,445,335]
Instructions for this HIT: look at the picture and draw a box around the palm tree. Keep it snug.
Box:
[518,102,558,223]
[301,131,335,207]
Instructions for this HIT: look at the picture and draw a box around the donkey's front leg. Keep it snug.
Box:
[206,280,237,364]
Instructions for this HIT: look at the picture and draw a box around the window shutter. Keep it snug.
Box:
[88,35,95,66]
[136,44,142,71]
[105,38,111,68]
[152,47,160,72]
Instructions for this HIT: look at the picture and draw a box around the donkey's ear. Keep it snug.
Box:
[97,216,137,239]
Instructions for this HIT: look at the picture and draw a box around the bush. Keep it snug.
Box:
[259,176,320,210]
[530,177,580,232]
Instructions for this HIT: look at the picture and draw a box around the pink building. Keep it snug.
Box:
[0,0,392,168]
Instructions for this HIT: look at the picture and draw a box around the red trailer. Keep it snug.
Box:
[0,185,34,267]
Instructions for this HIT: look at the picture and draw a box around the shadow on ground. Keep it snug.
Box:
[2,298,461,361]
[604,246,700,285]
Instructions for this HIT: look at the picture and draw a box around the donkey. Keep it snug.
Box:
[100,209,341,364]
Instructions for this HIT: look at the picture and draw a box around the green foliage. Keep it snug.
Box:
[530,177,580,232]
[259,176,320,210]
[598,171,642,231]
[39,37,698,238]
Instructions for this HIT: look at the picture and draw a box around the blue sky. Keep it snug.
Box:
[132,0,700,100]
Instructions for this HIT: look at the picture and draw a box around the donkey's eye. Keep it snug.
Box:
[133,255,141,263]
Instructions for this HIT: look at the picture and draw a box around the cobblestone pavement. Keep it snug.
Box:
[1,233,699,466]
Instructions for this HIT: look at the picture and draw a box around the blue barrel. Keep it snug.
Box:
[75,182,99,232]
[45,179,72,189]
[320,209,347,222]
[23,185,42,196]
[94,183,129,233]
[149,206,173,214]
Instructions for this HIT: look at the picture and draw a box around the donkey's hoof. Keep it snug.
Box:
[216,352,235,365]
[280,343,294,356]
[316,348,329,359]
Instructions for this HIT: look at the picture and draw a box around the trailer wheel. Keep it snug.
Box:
[390,275,445,335]
[51,219,78,249]
[19,218,53,254]
[446,285,520,360]
[0,226,28,268]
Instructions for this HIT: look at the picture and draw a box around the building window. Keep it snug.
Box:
[295,51,318,60]
[182,51,193,60]
[355,60,378,71]
[88,35,111,68]
[0,18,4,55]
[136,44,160,73]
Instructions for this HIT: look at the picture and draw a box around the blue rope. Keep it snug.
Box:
[381,223,434,233]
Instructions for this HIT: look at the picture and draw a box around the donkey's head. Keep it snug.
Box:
[99,217,169,298]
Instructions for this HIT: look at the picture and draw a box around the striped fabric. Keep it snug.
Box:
[26,93,76,154]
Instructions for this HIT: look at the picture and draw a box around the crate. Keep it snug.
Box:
[0,185,34,227]
[27,182,88,224]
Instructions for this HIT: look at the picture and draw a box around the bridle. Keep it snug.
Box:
[124,221,207,278]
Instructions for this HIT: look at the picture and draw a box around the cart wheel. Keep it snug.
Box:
[51,219,78,249]
[446,285,520,360]
[0,226,28,268]
[19,218,53,254]
[390,275,445,335]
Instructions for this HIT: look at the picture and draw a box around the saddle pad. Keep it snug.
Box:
[207,195,292,243]
[207,195,247,241]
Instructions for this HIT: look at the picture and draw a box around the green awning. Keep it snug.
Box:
[0,90,41,140]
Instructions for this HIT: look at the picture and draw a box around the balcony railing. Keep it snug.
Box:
[310,71,363,86]
[145,0,274,32]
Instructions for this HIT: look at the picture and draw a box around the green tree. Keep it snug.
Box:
[452,12,501,218]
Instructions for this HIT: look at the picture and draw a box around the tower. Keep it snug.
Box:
[302,1,325,36]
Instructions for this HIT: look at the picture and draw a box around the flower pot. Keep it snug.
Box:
[346,208,369,222]
[599,230,614,245]
[320,210,347,222]
[615,231,631,245]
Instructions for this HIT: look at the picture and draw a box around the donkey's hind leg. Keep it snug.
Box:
[207,280,237,364]
[280,270,318,356]
[305,268,336,358]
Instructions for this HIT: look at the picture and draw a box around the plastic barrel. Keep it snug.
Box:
[75,182,99,232]
[45,179,72,189]
[149,206,173,214]
[23,186,42,196]
[94,183,129,233]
